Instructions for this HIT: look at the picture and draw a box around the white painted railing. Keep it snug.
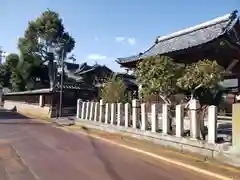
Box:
[76,99,218,144]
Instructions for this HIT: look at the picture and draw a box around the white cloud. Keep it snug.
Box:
[115,37,136,45]
[86,54,107,60]
[115,37,125,42]
[127,38,136,45]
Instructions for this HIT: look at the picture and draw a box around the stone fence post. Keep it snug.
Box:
[89,102,95,121]
[76,99,82,119]
[125,103,130,128]
[208,105,217,144]
[99,100,104,123]
[132,99,140,128]
[81,102,86,119]
[141,103,147,130]
[175,104,184,138]
[85,101,90,120]
[189,99,200,139]
[111,103,116,125]
[39,95,44,107]
[162,104,170,135]
[105,103,110,124]
[232,103,240,153]
[94,102,100,122]
[117,103,123,126]
[151,104,157,132]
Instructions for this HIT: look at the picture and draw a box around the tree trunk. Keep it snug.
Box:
[198,105,208,140]
[47,52,56,89]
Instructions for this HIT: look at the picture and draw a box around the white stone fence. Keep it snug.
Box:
[76,99,218,144]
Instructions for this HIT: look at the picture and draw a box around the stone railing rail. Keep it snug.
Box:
[76,99,219,144]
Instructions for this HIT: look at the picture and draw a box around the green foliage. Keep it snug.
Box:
[0,64,10,87]
[17,9,75,89]
[135,56,184,104]
[0,53,21,89]
[18,9,75,61]
[100,75,127,103]
[10,70,25,91]
[0,52,48,91]
[135,56,225,106]
[194,85,224,106]
[177,59,225,96]
[5,53,20,70]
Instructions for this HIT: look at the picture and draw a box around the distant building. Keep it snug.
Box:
[0,47,3,64]
[0,47,6,64]
[3,61,138,117]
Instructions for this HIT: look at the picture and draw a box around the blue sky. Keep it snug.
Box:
[0,0,239,72]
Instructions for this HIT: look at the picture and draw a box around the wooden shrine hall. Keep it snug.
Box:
[117,10,240,92]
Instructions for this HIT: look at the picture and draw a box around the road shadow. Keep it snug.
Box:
[0,109,30,120]
[0,121,46,126]
[81,126,124,180]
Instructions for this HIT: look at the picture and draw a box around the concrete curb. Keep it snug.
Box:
[75,119,240,167]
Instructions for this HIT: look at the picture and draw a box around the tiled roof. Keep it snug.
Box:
[64,62,79,71]
[75,63,92,74]
[117,10,239,64]
[115,73,136,79]
[74,64,112,76]
[55,83,95,90]
[4,88,53,95]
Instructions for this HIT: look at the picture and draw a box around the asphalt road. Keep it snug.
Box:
[0,109,215,180]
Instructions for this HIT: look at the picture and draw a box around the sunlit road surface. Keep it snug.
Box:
[0,109,237,180]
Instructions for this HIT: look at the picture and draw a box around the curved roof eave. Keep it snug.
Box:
[116,10,239,65]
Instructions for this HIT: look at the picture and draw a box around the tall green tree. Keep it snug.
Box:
[177,59,225,139]
[18,9,75,89]
[135,56,184,104]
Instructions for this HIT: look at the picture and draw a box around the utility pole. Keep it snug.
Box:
[59,48,65,118]
[58,37,71,118]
